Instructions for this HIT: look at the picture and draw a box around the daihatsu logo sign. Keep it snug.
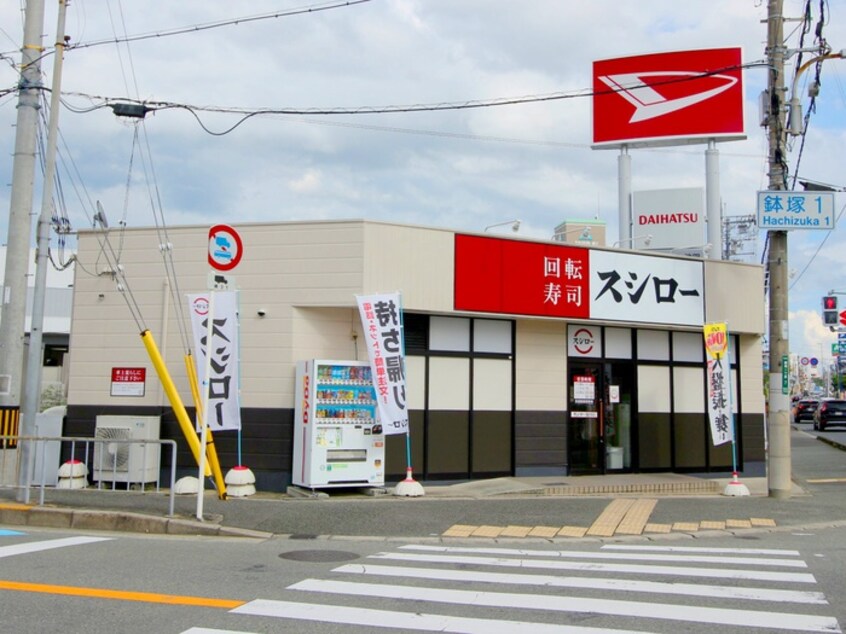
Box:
[592,47,745,148]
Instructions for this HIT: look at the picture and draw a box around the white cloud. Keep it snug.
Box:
[288,169,322,194]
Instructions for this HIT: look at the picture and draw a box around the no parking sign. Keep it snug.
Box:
[208,224,243,271]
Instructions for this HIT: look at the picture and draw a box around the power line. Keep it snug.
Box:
[54,61,765,132]
[0,1,372,58]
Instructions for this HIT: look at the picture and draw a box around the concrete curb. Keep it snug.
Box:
[0,502,272,539]
[816,435,846,452]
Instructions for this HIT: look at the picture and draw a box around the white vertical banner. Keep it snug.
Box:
[704,322,733,446]
[187,291,241,431]
[356,292,409,435]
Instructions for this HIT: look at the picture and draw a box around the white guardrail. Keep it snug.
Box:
[0,435,178,517]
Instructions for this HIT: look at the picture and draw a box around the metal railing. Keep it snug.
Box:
[0,435,177,516]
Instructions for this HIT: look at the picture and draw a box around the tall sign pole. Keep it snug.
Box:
[766,0,791,498]
[0,1,46,415]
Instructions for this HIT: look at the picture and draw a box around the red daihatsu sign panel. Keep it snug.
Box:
[454,234,590,318]
[592,47,745,147]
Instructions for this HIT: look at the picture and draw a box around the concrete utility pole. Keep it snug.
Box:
[766,0,791,499]
[0,1,46,416]
[18,0,69,501]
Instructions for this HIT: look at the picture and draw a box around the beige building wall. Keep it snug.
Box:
[70,221,370,411]
[703,259,765,334]
[362,223,455,313]
[514,319,568,411]
[738,335,766,414]
[69,220,765,416]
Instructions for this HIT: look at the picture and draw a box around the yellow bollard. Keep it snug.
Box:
[185,353,227,499]
[140,330,211,477]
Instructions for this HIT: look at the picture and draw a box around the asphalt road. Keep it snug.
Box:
[1,524,844,633]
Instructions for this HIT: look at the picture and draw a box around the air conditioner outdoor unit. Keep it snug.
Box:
[93,415,161,484]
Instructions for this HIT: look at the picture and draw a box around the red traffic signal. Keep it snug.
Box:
[823,295,839,325]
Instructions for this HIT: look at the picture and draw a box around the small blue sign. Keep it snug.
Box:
[757,190,835,231]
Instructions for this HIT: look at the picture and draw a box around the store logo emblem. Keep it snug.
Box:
[597,71,738,123]
[572,328,595,355]
[192,297,209,316]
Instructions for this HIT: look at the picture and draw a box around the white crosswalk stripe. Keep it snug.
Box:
[191,543,842,634]
[0,535,111,559]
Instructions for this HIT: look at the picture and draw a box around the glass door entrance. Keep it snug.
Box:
[568,362,633,475]
[568,364,603,475]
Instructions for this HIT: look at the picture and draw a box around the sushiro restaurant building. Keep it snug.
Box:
[65,219,765,489]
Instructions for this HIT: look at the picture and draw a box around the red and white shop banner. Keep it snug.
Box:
[455,235,704,326]
[356,292,409,435]
[592,47,745,147]
[187,291,242,431]
[454,235,590,319]
[589,250,704,326]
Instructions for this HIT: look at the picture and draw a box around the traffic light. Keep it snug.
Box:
[823,295,838,325]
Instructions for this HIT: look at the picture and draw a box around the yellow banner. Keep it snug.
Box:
[703,322,728,360]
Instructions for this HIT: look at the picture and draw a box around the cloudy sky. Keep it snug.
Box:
[1,0,844,361]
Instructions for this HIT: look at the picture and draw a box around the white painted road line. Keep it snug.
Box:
[373,551,818,584]
[401,544,807,568]
[181,627,254,634]
[0,536,111,559]
[336,562,828,604]
[290,578,841,633]
[233,598,659,634]
[601,544,802,556]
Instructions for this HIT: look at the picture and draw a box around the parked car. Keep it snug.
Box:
[814,398,846,431]
[793,399,819,423]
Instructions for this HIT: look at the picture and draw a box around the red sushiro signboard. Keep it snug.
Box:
[454,234,590,319]
[592,47,745,147]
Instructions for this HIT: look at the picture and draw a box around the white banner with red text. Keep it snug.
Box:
[356,292,409,435]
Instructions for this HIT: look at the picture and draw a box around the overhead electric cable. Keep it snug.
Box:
[65,0,371,52]
[57,60,765,127]
[0,1,370,59]
[106,0,194,354]
[788,202,846,290]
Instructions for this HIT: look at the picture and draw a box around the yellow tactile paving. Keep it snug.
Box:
[615,498,657,535]
[586,499,636,537]
[644,523,672,533]
[672,522,700,532]
[471,525,504,538]
[442,515,775,539]
[528,526,561,538]
[443,524,476,537]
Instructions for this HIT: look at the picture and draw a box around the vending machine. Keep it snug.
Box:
[292,359,385,489]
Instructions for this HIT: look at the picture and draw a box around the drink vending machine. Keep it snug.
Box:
[292,359,385,488]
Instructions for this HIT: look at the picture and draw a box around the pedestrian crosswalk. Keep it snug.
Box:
[194,543,842,634]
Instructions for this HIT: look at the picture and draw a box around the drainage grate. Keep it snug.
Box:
[279,550,361,563]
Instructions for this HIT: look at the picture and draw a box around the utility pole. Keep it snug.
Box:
[0,2,46,424]
[18,0,69,501]
[766,0,791,499]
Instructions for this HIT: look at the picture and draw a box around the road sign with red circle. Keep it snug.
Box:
[840,310,846,326]
[208,224,243,271]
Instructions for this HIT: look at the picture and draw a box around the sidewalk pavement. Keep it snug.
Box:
[1,426,844,541]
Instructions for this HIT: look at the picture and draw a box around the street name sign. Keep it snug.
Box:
[757,190,835,230]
